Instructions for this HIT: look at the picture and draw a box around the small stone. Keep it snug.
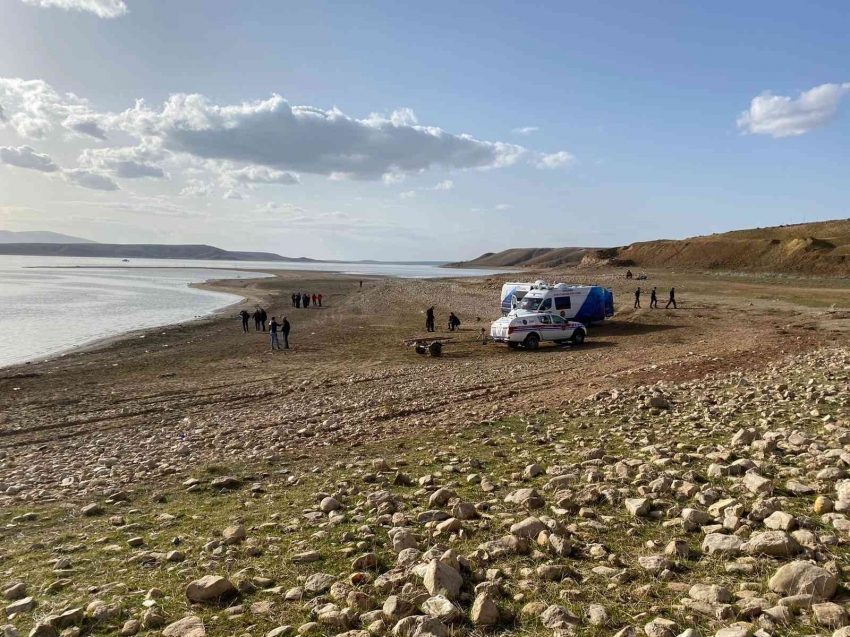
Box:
[470,593,499,626]
[423,559,462,600]
[185,576,236,603]
[162,616,206,637]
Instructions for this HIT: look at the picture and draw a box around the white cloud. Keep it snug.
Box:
[535,151,575,168]
[400,190,417,199]
[494,204,511,211]
[62,168,120,191]
[253,202,305,214]
[117,95,535,180]
[180,179,210,197]
[0,145,60,172]
[79,144,167,179]
[0,77,111,140]
[430,180,453,191]
[20,0,128,19]
[512,126,539,134]
[0,104,6,122]
[218,164,301,188]
[737,82,850,138]
[223,190,243,200]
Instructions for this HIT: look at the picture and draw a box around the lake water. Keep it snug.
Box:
[0,256,503,368]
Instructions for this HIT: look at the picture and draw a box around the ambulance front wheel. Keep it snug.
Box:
[523,334,540,350]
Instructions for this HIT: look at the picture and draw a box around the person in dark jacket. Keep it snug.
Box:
[281,316,291,349]
[259,308,268,331]
[303,293,310,309]
[239,309,250,332]
[634,288,641,309]
[253,308,262,330]
[291,293,296,307]
[650,288,658,309]
[448,312,461,331]
[295,292,301,308]
[269,316,281,350]
[425,306,435,332]
[666,287,677,309]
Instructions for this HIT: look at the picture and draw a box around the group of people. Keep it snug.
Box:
[239,307,269,332]
[239,307,292,350]
[425,306,462,332]
[634,287,676,309]
[292,292,323,309]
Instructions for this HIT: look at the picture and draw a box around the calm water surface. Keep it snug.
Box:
[0,256,503,368]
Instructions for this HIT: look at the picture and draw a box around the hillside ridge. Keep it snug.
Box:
[453,219,850,275]
[0,243,307,262]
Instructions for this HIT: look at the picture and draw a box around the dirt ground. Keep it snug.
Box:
[1,267,850,465]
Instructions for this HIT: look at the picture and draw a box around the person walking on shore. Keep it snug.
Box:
[239,309,250,332]
[666,287,677,309]
[425,306,435,332]
[259,308,268,332]
[269,316,281,351]
[650,287,658,309]
[281,316,291,349]
[253,308,262,330]
[317,293,323,307]
[634,288,641,309]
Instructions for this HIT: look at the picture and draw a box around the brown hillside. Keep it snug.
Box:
[455,219,850,275]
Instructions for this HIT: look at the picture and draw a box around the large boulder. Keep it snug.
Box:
[422,560,462,600]
[185,576,236,604]
[768,561,838,600]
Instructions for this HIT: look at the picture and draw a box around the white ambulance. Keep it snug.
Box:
[490,311,586,350]
[499,281,614,325]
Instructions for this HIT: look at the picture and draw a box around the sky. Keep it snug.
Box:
[0,0,848,261]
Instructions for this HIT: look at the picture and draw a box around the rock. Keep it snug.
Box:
[587,604,609,626]
[524,464,544,478]
[320,496,340,512]
[210,476,240,489]
[470,593,499,626]
[509,516,547,539]
[304,573,336,594]
[681,508,710,531]
[266,628,294,637]
[744,531,801,556]
[626,498,651,517]
[451,502,477,520]
[763,511,796,531]
[421,596,460,623]
[768,561,838,599]
[81,503,103,516]
[548,533,572,556]
[222,524,246,544]
[185,576,237,603]
[26,626,56,637]
[391,529,419,553]
[120,620,140,636]
[540,605,580,629]
[504,488,544,508]
[383,596,415,622]
[714,623,754,637]
[815,496,834,514]
[428,488,456,507]
[351,553,378,570]
[162,616,206,637]
[292,551,322,564]
[649,396,670,409]
[422,559,462,600]
[743,473,773,495]
[689,584,733,604]
[644,618,677,637]
[1,584,25,601]
[5,597,34,615]
[702,533,744,556]
[52,608,83,629]
[813,602,849,628]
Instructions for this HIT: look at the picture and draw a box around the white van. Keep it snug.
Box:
[500,281,614,325]
[490,311,586,350]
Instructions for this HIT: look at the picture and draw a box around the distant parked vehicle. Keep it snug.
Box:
[499,280,614,325]
[490,311,586,350]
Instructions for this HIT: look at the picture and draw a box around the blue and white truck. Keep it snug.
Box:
[499,280,615,325]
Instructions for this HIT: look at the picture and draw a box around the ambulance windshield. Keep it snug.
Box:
[520,297,550,311]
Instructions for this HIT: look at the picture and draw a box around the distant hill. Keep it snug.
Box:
[454,219,850,275]
[0,230,96,244]
[0,243,309,262]
[450,247,599,269]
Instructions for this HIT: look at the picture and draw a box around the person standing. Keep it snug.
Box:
[425,306,435,332]
[239,309,250,332]
[312,293,317,307]
[259,308,268,332]
[291,293,296,307]
[253,308,262,330]
[317,293,323,307]
[666,287,677,309]
[650,288,658,309]
[269,316,281,351]
[296,292,302,309]
[281,316,291,349]
[359,280,363,289]
[303,293,310,309]
[634,288,641,309]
